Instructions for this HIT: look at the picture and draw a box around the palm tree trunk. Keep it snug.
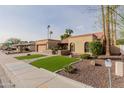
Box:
[109,5,119,45]
[105,5,111,56]
[101,5,106,40]
[49,34,51,39]
[110,6,114,45]
[113,9,117,45]
[101,5,106,54]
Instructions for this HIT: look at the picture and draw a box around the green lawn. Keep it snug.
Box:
[31,56,79,72]
[15,54,45,60]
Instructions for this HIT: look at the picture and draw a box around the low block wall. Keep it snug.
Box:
[58,50,70,55]
[110,45,121,55]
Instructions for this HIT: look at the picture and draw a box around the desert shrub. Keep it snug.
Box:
[64,65,77,74]
[50,46,58,54]
[80,54,90,60]
[27,54,31,56]
[89,41,103,56]
[51,47,58,51]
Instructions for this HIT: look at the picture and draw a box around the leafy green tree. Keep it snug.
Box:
[4,38,21,47]
[89,41,103,56]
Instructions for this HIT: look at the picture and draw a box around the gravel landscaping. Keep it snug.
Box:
[58,59,124,88]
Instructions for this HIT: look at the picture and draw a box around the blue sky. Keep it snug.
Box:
[0,5,100,43]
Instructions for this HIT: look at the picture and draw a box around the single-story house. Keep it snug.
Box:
[13,42,35,53]
[35,32,121,55]
[35,39,61,52]
[65,32,104,55]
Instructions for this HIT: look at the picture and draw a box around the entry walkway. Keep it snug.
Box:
[0,51,91,88]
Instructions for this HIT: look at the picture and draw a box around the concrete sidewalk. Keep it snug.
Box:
[0,51,92,88]
[23,55,57,63]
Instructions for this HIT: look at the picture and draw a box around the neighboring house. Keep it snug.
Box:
[35,39,61,52]
[13,41,35,53]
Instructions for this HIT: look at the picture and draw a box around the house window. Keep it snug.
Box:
[70,42,75,52]
[84,42,90,52]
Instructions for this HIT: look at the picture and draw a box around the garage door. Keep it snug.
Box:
[38,45,46,52]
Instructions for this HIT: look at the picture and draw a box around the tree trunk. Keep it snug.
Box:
[101,5,106,40]
[109,5,118,45]
[105,5,111,56]
[110,6,114,45]
[113,9,117,45]
[101,5,106,54]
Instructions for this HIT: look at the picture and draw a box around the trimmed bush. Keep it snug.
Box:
[51,46,58,54]
[80,54,90,60]
[89,41,103,56]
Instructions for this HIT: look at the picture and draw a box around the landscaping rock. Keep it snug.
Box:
[58,59,124,88]
[90,60,96,65]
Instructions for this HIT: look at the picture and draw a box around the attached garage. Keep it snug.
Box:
[35,39,61,53]
[37,44,47,52]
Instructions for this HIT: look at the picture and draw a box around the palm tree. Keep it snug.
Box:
[47,25,50,39]
[112,6,118,45]
[49,31,53,39]
[101,5,120,55]
[65,29,74,36]
[60,29,74,40]
[105,5,111,56]
[109,6,120,45]
[101,5,106,54]
[101,5,106,40]
[110,6,114,45]
[109,5,118,45]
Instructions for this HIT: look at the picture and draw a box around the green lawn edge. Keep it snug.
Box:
[15,54,45,60]
[31,56,79,72]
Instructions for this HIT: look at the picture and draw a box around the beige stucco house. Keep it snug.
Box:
[35,39,61,52]
[35,32,104,55]
[35,31,121,55]
[66,32,104,55]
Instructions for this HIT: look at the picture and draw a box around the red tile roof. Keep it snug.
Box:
[70,32,104,39]
[61,38,69,43]
[94,32,104,39]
